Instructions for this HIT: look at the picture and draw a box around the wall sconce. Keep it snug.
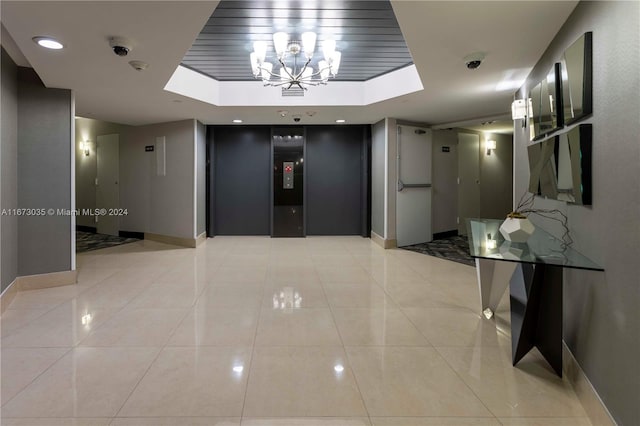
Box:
[486,139,496,155]
[511,98,529,129]
[511,99,527,120]
[80,140,91,156]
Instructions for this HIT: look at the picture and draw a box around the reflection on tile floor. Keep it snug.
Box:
[1,237,590,425]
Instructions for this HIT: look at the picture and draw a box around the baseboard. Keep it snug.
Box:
[119,230,144,239]
[1,270,77,313]
[563,342,616,426]
[145,232,197,248]
[16,270,78,291]
[370,231,397,249]
[195,232,207,247]
[433,229,458,239]
[76,225,97,233]
[1,279,18,314]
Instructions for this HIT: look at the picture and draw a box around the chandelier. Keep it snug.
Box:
[250,31,341,90]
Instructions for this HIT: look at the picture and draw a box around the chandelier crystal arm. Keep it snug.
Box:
[256,65,280,80]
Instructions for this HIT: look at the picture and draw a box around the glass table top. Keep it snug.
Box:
[466,218,604,271]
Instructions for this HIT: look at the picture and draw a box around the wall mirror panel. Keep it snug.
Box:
[532,63,563,140]
[561,32,593,125]
[528,138,557,198]
[527,124,592,205]
[529,82,543,140]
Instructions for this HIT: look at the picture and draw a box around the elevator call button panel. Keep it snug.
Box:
[283,162,294,189]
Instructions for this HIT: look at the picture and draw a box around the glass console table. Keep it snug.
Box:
[466,218,604,376]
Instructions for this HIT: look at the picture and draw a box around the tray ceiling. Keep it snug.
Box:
[181,0,414,81]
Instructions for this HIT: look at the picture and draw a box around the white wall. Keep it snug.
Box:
[120,119,196,239]
[385,118,398,241]
[513,2,639,424]
[371,120,386,237]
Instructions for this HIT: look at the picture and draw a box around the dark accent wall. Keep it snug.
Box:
[513,2,639,424]
[17,68,72,276]
[207,125,371,237]
[196,121,206,236]
[211,126,271,235]
[306,126,369,236]
[1,48,19,291]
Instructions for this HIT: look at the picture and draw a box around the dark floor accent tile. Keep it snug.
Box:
[76,231,139,253]
[76,225,97,234]
[401,236,475,267]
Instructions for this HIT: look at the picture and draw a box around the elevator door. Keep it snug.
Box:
[213,127,270,235]
[272,128,304,237]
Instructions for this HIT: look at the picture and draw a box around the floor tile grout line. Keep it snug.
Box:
[1,264,125,337]
[384,257,499,420]
[110,345,165,419]
[431,344,500,421]
[81,245,192,419]
[238,269,268,420]
[1,301,65,339]
[0,346,74,410]
[322,264,374,423]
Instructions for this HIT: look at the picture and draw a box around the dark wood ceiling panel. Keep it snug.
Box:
[181,0,413,82]
[215,1,395,10]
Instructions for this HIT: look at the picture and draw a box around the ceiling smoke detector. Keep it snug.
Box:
[129,60,149,71]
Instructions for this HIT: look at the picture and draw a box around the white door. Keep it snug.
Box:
[396,125,432,247]
[96,134,119,236]
[457,132,480,235]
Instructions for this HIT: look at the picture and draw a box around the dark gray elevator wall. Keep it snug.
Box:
[17,67,72,276]
[212,126,271,235]
[306,126,366,235]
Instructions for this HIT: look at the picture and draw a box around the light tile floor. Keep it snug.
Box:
[1,237,591,425]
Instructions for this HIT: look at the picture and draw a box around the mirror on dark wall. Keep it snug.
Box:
[531,63,563,140]
[561,32,593,125]
[529,82,543,140]
[527,138,557,198]
[527,124,592,205]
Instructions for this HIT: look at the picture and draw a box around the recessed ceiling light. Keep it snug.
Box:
[32,36,64,50]
[232,119,243,123]
[336,119,346,123]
